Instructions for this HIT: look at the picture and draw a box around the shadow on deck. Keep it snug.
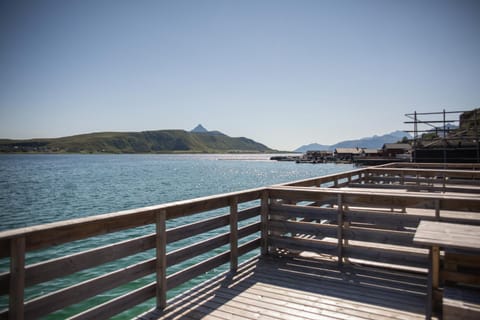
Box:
[138,256,430,320]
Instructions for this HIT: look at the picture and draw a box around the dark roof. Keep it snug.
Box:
[383,143,411,150]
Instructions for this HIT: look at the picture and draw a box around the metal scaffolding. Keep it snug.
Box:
[404,109,480,163]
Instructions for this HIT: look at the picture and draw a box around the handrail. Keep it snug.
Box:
[278,167,366,188]
[380,162,480,170]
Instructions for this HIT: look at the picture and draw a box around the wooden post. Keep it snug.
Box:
[337,194,344,266]
[155,210,167,309]
[343,221,350,245]
[261,190,269,256]
[431,245,440,314]
[229,196,238,272]
[431,246,440,290]
[10,237,25,320]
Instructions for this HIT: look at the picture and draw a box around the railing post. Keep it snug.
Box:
[261,190,269,256]
[229,196,238,272]
[155,209,167,309]
[337,194,344,266]
[435,199,440,220]
[9,237,25,320]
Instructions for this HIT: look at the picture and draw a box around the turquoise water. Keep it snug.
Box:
[0,154,354,318]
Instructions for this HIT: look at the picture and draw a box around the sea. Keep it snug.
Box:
[0,154,354,319]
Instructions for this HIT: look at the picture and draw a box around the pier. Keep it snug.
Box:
[1,163,480,319]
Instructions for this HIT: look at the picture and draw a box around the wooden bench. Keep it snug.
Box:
[413,221,480,319]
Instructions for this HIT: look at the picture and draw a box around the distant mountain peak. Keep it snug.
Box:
[294,130,412,153]
[191,124,208,133]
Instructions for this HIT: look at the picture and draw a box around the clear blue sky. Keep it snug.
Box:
[1,0,479,151]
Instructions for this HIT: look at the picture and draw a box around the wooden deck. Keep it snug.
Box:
[2,162,480,319]
[139,256,430,320]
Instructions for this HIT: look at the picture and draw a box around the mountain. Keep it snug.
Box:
[294,130,411,153]
[294,143,331,152]
[0,129,274,154]
[191,124,209,133]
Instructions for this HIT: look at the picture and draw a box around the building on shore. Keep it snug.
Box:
[334,148,362,161]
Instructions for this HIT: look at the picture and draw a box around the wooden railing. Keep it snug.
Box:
[280,168,366,188]
[360,167,480,193]
[2,164,480,319]
[0,188,265,319]
[379,162,480,170]
[266,186,480,269]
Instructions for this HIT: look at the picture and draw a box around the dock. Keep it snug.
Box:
[1,162,480,319]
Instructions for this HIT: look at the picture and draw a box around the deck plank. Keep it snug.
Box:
[138,256,432,320]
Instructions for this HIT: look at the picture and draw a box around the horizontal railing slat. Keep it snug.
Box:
[166,239,261,292]
[239,238,261,255]
[70,282,156,320]
[26,233,155,289]
[366,167,480,179]
[281,168,365,187]
[166,205,260,244]
[349,183,480,194]
[238,222,261,239]
[345,226,414,246]
[346,210,423,229]
[269,203,337,221]
[167,233,230,267]
[238,206,262,221]
[269,186,480,211]
[344,245,429,269]
[0,220,261,297]
[166,214,229,244]
[269,235,337,254]
[269,220,337,239]
[24,258,156,319]
[166,252,230,291]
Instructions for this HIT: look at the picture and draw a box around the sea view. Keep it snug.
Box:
[0,154,354,319]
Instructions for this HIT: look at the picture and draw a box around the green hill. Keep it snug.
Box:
[0,130,274,153]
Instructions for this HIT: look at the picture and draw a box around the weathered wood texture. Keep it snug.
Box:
[0,188,264,320]
[414,221,480,318]
[0,188,263,257]
[443,286,480,320]
[414,221,480,251]
[267,185,480,270]
[138,256,430,320]
[2,164,479,319]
